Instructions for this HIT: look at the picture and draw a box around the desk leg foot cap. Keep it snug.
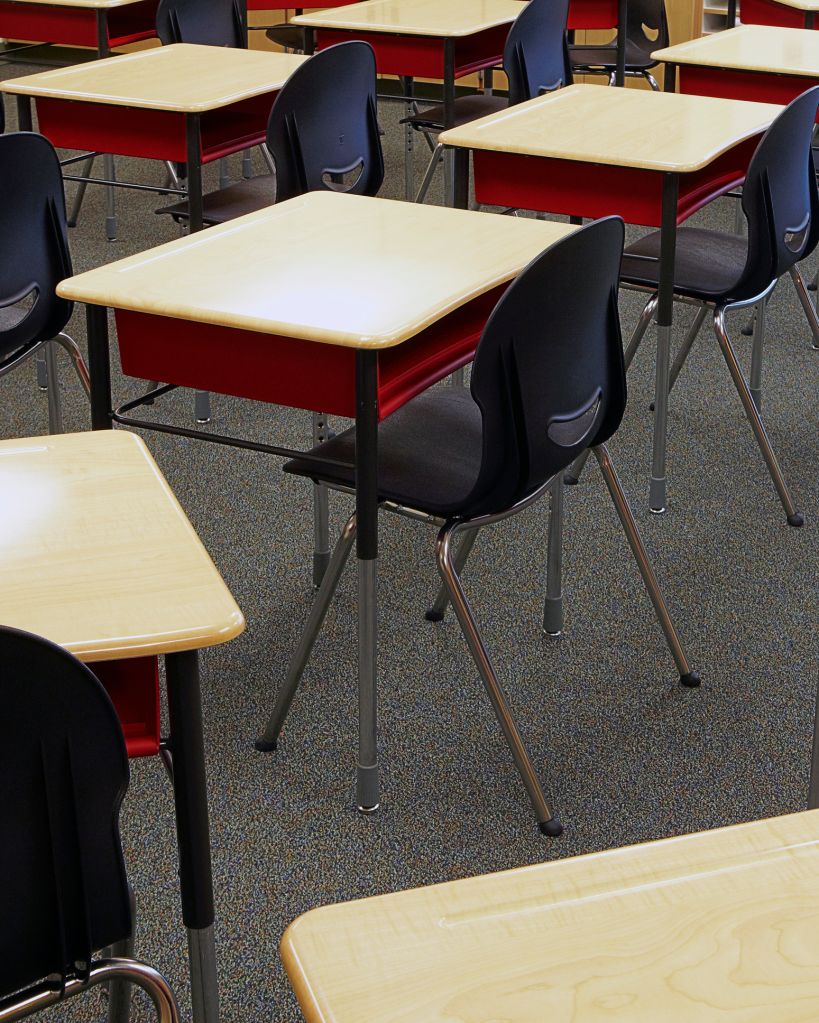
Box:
[254,737,278,753]
[788,512,805,528]
[357,803,380,815]
[539,818,563,838]
[680,671,701,688]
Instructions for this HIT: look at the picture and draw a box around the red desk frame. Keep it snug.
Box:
[0,0,158,55]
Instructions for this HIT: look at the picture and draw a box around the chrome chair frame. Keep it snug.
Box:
[3,331,90,433]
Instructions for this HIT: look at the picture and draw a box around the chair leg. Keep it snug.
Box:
[436,522,563,836]
[809,675,819,809]
[592,444,701,687]
[415,142,444,204]
[713,307,804,526]
[311,412,332,589]
[67,153,95,228]
[425,525,479,622]
[542,472,565,637]
[54,331,91,397]
[789,265,819,351]
[644,71,660,91]
[566,292,657,486]
[255,513,357,752]
[44,341,63,434]
[749,296,766,411]
[106,885,137,1023]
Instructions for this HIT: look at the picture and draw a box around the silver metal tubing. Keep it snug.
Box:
[55,332,92,396]
[749,296,766,411]
[104,153,117,241]
[593,444,694,678]
[242,150,253,179]
[0,960,179,1023]
[67,153,95,227]
[35,348,48,390]
[187,927,219,1023]
[357,554,379,811]
[218,157,230,190]
[668,302,708,396]
[63,173,186,197]
[415,142,444,204]
[164,161,181,188]
[311,412,331,588]
[44,341,62,434]
[426,525,479,621]
[106,887,136,1023]
[256,514,357,750]
[543,472,564,636]
[402,76,414,202]
[713,307,802,523]
[644,71,660,91]
[436,521,559,828]
[789,265,819,350]
[809,675,819,809]
[195,391,211,424]
[565,292,658,486]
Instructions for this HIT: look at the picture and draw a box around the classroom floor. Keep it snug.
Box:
[1,62,817,1023]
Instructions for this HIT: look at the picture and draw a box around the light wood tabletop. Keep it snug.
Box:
[292,0,527,37]
[0,44,308,112]
[439,83,781,173]
[0,430,245,662]
[58,191,575,348]
[283,810,819,1023]
[653,24,819,75]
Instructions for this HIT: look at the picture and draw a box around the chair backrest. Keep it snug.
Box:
[461,217,625,519]
[0,132,73,365]
[156,0,244,47]
[266,42,384,203]
[0,627,131,999]
[503,0,572,106]
[624,0,669,60]
[735,85,819,302]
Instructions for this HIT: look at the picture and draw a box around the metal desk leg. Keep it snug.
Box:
[165,650,219,1023]
[809,676,819,808]
[443,39,456,208]
[664,62,677,94]
[402,75,414,202]
[727,0,737,26]
[185,113,212,425]
[543,472,564,637]
[649,173,679,514]
[88,304,112,431]
[96,14,119,242]
[16,94,32,131]
[356,351,379,813]
[614,0,627,86]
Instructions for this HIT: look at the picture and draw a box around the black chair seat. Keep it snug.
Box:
[156,174,274,226]
[284,387,483,518]
[621,227,748,302]
[265,24,307,51]
[570,38,655,72]
[402,93,507,133]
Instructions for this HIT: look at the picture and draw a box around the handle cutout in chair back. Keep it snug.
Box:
[547,390,603,448]
[321,159,365,192]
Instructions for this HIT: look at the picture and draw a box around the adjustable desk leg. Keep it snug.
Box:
[185,113,212,425]
[88,304,112,431]
[96,15,119,242]
[16,94,32,131]
[401,75,414,202]
[356,351,380,813]
[614,0,627,87]
[443,39,456,208]
[543,473,564,637]
[165,649,220,1023]
[649,173,679,514]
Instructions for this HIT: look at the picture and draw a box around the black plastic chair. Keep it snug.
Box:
[255,219,699,835]
[0,626,179,1023]
[0,132,90,433]
[155,0,244,47]
[409,0,572,204]
[157,41,384,226]
[609,86,819,528]
[570,0,669,90]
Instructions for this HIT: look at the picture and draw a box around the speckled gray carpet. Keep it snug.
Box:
[1,56,817,1023]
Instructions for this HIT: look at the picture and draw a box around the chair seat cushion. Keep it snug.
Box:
[621,227,748,301]
[284,387,483,519]
[265,24,307,50]
[403,93,507,132]
[156,175,274,226]
[570,39,654,72]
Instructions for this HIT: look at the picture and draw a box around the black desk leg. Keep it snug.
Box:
[443,38,456,206]
[304,27,315,55]
[664,62,677,94]
[807,12,815,28]
[355,350,380,813]
[16,95,32,132]
[615,0,627,86]
[727,0,737,26]
[184,113,211,423]
[650,172,679,515]
[452,148,469,211]
[95,12,120,242]
[165,649,219,1023]
[88,304,112,430]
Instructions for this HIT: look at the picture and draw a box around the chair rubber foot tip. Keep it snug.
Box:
[564,475,579,486]
[680,671,701,688]
[425,608,445,622]
[649,402,655,412]
[788,512,805,527]
[254,737,278,753]
[539,818,563,838]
